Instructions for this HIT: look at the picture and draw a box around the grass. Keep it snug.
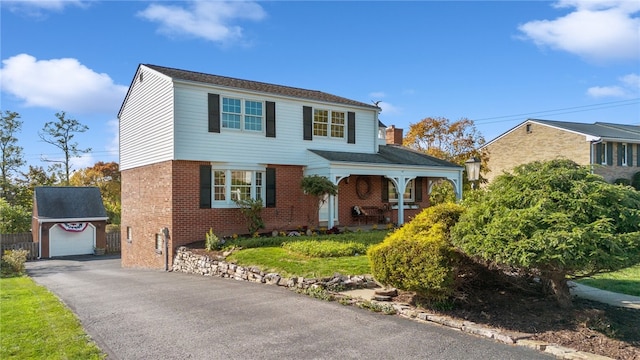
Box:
[578,264,640,297]
[0,276,105,359]
[226,230,389,278]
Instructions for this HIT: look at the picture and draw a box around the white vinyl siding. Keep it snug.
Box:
[173,85,378,165]
[119,67,174,170]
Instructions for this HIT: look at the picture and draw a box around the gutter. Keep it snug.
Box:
[37,217,109,224]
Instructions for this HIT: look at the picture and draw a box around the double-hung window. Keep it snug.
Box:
[212,168,265,206]
[222,97,263,132]
[388,179,415,202]
[621,143,628,166]
[313,109,345,138]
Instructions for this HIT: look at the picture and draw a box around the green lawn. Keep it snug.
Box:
[0,276,105,359]
[578,264,640,297]
[226,230,388,278]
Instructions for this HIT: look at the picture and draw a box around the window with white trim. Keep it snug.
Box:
[212,169,265,206]
[388,179,415,202]
[221,97,263,132]
[313,109,345,138]
[601,142,608,165]
[621,143,628,166]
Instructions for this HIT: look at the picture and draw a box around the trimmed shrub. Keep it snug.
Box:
[367,203,464,301]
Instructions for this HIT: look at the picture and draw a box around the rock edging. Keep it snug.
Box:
[172,246,378,291]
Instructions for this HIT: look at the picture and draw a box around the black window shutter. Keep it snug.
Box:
[381,177,389,202]
[627,144,633,166]
[208,94,220,133]
[637,144,640,166]
[266,168,276,208]
[303,106,312,140]
[200,165,212,208]
[595,143,603,164]
[347,112,356,144]
[606,142,614,166]
[266,101,276,138]
[415,178,422,202]
[617,143,624,166]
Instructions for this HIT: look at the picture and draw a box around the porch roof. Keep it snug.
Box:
[308,145,462,169]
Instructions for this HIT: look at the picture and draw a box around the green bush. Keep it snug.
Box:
[451,159,640,307]
[283,240,367,257]
[614,178,631,186]
[0,198,31,233]
[205,228,222,251]
[1,249,28,276]
[632,171,640,191]
[367,203,464,301]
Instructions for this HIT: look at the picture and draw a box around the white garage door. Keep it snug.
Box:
[49,223,96,257]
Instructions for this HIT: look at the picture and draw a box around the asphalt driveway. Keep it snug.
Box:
[26,256,552,360]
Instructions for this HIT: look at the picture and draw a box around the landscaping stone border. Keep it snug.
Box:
[172,247,614,360]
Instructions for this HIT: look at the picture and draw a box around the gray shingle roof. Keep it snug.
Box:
[34,187,107,220]
[309,145,462,168]
[531,119,640,141]
[144,64,380,110]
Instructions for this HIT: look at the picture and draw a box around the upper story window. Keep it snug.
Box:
[222,97,263,132]
[388,179,415,203]
[313,109,345,138]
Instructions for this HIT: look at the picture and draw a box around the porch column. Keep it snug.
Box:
[327,193,335,229]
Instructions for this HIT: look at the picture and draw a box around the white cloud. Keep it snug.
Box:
[0,54,128,114]
[3,0,87,16]
[587,73,640,98]
[106,118,119,157]
[377,101,401,116]
[138,1,266,44]
[519,0,640,62]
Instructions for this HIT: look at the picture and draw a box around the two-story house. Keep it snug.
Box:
[483,119,640,184]
[118,64,462,269]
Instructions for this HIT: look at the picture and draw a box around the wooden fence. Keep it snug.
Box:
[1,231,122,259]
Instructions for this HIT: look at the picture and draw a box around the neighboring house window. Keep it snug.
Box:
[620,143,628,166]
[388,179,415,203]
[221,97,263,132]
[526,124,532,133]
[212,169,265,206]
[313,109,345,138]
[126,226,132,243]
[601,142,608,165]
[155,233,163,254]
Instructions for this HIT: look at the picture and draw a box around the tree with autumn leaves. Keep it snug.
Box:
[70,161,121,224]
[403,117,487,203]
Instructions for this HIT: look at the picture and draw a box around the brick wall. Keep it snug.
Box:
[485,122,640,183]
[121,161,173,269]
[485,122,591,183]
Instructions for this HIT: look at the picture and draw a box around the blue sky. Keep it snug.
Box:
[1,0,639,174]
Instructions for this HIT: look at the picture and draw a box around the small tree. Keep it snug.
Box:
[0,110,25,203]
[300,175,338,227]
[451,159,640,308]
[39,111,91,185]
[233,198,264,234]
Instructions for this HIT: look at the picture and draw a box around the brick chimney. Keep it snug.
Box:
[386,125,403,145]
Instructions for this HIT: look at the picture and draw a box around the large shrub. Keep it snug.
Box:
[368,203,464,301]
[0,198,31,233]
[1,249,28,277]
[451,159,640,307]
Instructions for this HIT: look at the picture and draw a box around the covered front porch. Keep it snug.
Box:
[306,145,464,228]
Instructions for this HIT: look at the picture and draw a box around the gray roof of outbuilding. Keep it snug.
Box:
[531,119,640,141]
[144,64,380,110]
[34,187,107,220]
[309,145,462,168]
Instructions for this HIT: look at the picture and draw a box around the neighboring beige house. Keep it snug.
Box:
[483,119,640,183]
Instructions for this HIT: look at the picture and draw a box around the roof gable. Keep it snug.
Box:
[483,119,640,148]
[34,187,108,220]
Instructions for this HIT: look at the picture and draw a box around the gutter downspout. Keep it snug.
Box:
[162,227,169,271]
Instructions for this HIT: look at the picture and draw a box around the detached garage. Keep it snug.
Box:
[32,186,108,258]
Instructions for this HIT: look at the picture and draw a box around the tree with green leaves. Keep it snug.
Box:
[39,111,91,185]
[300,175,338,227]
[12,165,59,210]
[0,110,25,203]
[451,159,640,308]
